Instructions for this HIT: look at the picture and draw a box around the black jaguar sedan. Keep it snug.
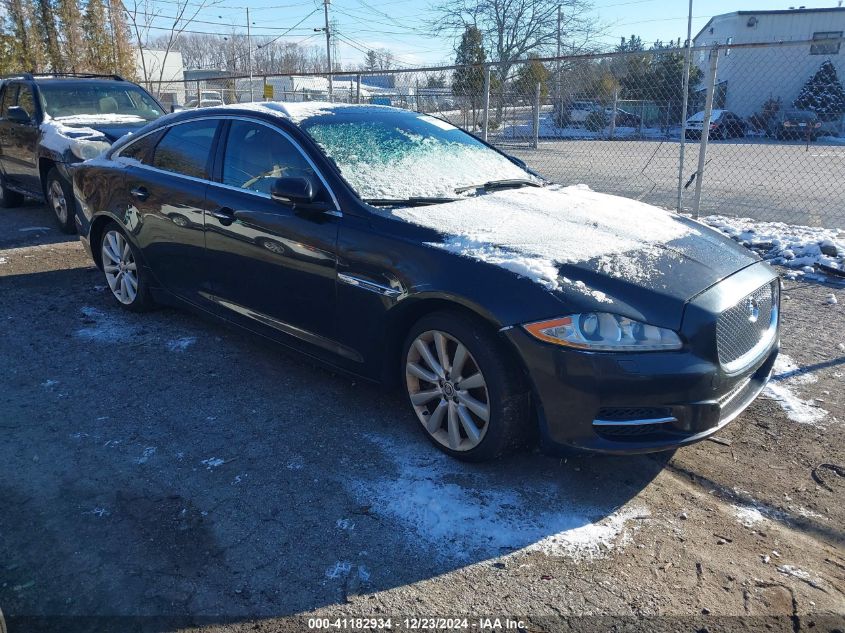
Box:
[71,102,780,461]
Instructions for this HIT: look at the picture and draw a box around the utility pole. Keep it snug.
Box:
[556,5,562,102]
[247,7,254,101]
[676,0,693,212]
[323,0,333,100]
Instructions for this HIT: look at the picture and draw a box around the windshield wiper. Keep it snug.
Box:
[454,179,542,194]
[364,197,457,207]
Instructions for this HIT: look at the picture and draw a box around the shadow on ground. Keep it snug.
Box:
[0,266,670,632]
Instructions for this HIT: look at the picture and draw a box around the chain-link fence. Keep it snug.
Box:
[148,37,845,229]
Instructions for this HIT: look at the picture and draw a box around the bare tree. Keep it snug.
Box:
[432,0,601,116]
[122,0,219,96]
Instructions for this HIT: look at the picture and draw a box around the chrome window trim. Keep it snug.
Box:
[113,113,342,215]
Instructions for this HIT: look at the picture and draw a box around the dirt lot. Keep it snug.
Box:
[1,203,844,633]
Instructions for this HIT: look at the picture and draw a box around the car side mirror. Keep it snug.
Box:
[7,106,32,124]
[270,176,329,211]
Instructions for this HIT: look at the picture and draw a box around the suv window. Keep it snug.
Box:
[119,131,161,165]
[222,120,315,195]
[152,120,218,179]
[16,85,36,120]
[0,84,19,117]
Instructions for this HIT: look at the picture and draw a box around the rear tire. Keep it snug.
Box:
[0,173,24,208]
[99,222,154,312]
[401,310,530,461]
[45,167,76,234]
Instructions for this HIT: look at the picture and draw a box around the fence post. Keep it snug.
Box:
[356,74,361,104]
[692,45,720,219]
[196,82,201,105]
[609,87,618,140]
[532,82,541,149]
[482,66,491,140]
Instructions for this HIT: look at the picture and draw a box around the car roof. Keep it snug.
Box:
[164,100,402,126]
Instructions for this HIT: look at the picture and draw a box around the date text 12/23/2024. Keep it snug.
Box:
[307,618,527,630]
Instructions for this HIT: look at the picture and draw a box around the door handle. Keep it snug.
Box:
[209,206,236,226]
[129,186,149,202]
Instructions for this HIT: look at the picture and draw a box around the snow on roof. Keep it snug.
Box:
[209,100,396,124]
[386,184,696,291]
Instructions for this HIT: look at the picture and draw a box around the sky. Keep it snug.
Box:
[143,0,845,68]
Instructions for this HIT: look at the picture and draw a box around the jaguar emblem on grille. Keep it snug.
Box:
[746,297,760,323]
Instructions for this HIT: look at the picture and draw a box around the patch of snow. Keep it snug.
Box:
[135,446,156,464]
[764,354,827,424]
[83,507,111,517]
[357,565,371,582]
[703,215,844,276]
[286,456,304,470]
[53,113,146,126]
[385,184,694,291]
[827,293,838,305]
[336,518,355,531]
[347,432,647,561]
[40,119,110,156]
[41,379,59,388]
[733,505,766,527]
[325,561,352,579]
[201,457,226,469]
[0,257,8,264]
[75,306,140,343]
[166,336,196,352]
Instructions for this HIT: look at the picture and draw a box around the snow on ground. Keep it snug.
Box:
[763,354,828,425]
[75,306,140,343]
[733,504,766,528]
[347,432,647,562]
[703,215,845,277]
[386,184,694,291]
[166,336,196,352]
[496,113,677,141]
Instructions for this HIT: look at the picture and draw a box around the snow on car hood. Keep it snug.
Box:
[386,184,695,290]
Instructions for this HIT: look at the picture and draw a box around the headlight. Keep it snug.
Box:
[523,313,683,351]
[69,139,110,160]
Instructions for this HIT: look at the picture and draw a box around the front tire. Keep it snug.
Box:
[401,311,530,461]
[99,223,154,312]
[45,167,76,234]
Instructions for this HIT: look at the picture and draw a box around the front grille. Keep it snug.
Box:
[595,407,672,421]
[595,423,667,438]
[716,281,778,369]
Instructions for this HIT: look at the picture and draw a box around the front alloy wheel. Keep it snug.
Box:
[402,311,530,461]
[406,329,491,452]
[46,168,76,233]
[99,223,153,311]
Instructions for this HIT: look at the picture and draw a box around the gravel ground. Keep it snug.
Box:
[1,203,844,633]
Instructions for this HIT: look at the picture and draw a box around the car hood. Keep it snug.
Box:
[384,185,759,330]
[555,223,759,330]
[69,121,148,142]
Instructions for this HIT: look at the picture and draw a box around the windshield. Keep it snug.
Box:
[38,83,162,122]
[299,108,536,200]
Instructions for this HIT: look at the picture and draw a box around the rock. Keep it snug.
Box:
[762,555,770,564]
[820,241,838,257]
[701,607,711,615]
[717,538,727,545]
[679,512,688,520]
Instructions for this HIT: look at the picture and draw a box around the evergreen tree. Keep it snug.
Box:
[5,0,45,71]
[364,49,378,71]
[793,60,845,115]
[453,25,486,127]
[514,57,550,101]
[109,0,136,79]
[55,0,84,71]
[35,0,64,71]
[82,0,113,73]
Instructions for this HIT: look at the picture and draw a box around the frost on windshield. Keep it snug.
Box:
[305,120,532,199]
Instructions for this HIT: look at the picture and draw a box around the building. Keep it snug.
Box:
[693,8,845,130]
[135,49,186,108]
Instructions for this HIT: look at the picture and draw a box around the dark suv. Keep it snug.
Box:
[0,73,164,232]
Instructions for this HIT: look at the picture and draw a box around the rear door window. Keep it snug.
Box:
[152,119,219,179]
[1,84,19,118]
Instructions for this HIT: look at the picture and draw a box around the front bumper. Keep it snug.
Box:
[504,263,780,454]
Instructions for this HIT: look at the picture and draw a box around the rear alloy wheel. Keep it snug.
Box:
[100,224,153,311]
[402,311,530,461]
[46,168,76,233]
